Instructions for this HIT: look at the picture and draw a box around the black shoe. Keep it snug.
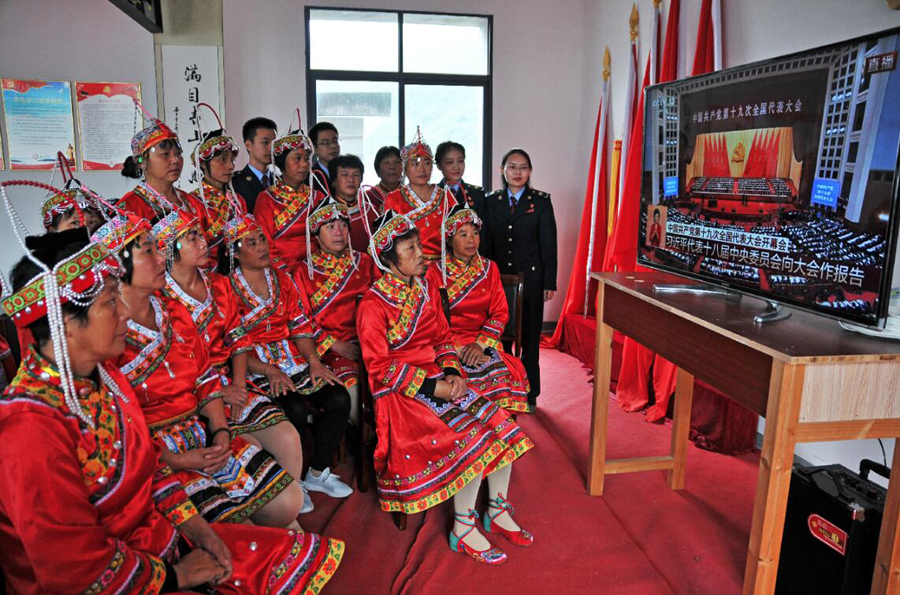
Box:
[526,396,537,412]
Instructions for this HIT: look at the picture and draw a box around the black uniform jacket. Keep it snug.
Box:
[481,186,558,300]
[231,164,267,213]
[438,179,486,220]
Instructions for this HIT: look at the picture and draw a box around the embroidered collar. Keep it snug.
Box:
[308,250,360,316]
[201,180,232,238]
[126,295,165,341]
[233,266,275,306]
[163,271,216,332]
[444,255,487,306]
[311,249,358,274]
[402,185,440,209]
[268,181,310,206]
[6,347,128,412]
[372,272,428,308]
[371,273,429,348]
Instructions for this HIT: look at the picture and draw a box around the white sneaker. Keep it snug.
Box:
[303,467,353,498]
[299,482,315,514]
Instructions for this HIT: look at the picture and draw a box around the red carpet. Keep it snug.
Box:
[302,348,759,594]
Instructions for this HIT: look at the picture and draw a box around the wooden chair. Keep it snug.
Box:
[499,273,524,358]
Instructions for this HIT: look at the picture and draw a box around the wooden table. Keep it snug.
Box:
[588,271,900,594]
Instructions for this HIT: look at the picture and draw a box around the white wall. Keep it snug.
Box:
[583,0,900,486]
[222,0,587,320]
[0,0,157,279]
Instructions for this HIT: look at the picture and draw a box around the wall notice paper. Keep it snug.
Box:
[161,45,221,189]
[76,82,142,171]
[0,127,4,169]
[1,79,76,170]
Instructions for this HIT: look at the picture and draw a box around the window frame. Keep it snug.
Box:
[304,6,494,189]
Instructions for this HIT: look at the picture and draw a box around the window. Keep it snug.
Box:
[306,8,492,187]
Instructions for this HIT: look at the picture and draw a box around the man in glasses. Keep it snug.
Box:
[310,121,341,196]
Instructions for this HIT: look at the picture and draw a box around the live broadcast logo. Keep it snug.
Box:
[865,51,897,75]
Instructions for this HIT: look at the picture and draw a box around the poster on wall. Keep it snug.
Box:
[76,82,142,171]
[0,127,5,169]
[1,79,76,170]
[161,45,221,190]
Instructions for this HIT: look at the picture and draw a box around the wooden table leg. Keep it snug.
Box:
[667,368,694,490]
[872,438,900,594]
[588,283,614,496]
[743,362,805,595]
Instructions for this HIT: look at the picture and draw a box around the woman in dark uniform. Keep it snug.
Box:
[481,148,557,410]
[435,141,485,219]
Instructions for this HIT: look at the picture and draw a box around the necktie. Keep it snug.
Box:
[261,173,270,190]
[510,196,516,215]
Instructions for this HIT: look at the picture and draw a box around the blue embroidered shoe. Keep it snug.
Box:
[449,510,508,565]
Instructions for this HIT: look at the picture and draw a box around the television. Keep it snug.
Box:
[638,27,900,328]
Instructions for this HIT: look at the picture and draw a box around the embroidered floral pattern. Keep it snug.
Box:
[268,183,312,238]
[308,251,359,316]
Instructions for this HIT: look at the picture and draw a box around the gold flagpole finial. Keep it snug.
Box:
[652,0,661,8]
[629,4,640,42]
[602,47,611,81]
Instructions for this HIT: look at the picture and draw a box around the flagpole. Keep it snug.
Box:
[650,0,661,86]
[711,0,723,70]
[618,5,639,217]
[584,47,611,316]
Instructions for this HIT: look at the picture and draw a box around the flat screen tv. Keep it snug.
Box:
[638,27,900,328]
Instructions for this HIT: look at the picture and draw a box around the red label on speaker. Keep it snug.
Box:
[807,514,848,555]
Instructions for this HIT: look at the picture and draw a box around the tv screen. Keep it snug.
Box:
[638,28,900,327]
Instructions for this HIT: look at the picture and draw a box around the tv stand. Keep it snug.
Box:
[652,283,743,302]
[754,300,792,324]
[587,271,900,594]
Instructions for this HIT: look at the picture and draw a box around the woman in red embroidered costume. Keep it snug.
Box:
[222,213,355,500]
[357,210,535,565]
[0,225,343,594]
[426,202,530,413]
[328,154,380,253]
[382,128,453,262]
[191,112,247,265]
[112,210,304,527]
[159,211,315,513]
[364,145,401,213]
[293,196,381,427]
[119,113,210,229]
[253,114,323,270]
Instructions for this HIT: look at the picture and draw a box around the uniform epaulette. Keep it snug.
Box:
[535,190,550,199]
[487,190,503,199]
[467,183,483,191]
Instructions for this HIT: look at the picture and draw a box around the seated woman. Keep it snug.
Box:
[356,210,535,565]
[221,213,354,499]
[253,115,323,270]
[382,128,453,263]
[41,186,103,234]
[0,227,342,594]
[191,116,247,265]
[293,196,381,426]
[119,115,210,229]
[159,210,314,513]
[426,202,530,413]
[110,210,304,527]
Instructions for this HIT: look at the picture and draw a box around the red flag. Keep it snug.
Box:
[692,0,722,76]
[603,56,651,273]
[659,0,680,84]
[614,0,682,414]
[645,0,727,423]
[547,69,610,347]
